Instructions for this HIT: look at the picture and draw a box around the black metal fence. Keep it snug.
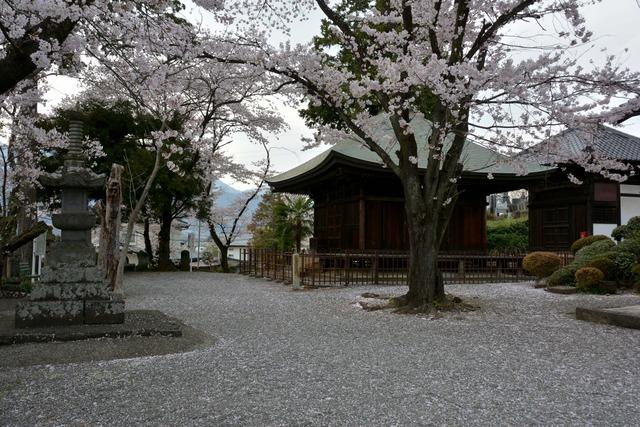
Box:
[239,249,573,287]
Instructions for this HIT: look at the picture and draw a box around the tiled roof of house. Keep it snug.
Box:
[527,125,640,163]
[269,116,552,184]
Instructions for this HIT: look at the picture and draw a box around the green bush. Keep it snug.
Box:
[615,237,640,256]
[583,255,616,279]
[612,226,625,242]
[546,239,616,288]
[574,239,615,264]
[612,216,640,241]
[633,264,640,292]
[547,265,577,287]
[570,235,611,254]
[613,251,637,285]
[522,252,562,278]
[575,267,604,291]
[487,217,528,252]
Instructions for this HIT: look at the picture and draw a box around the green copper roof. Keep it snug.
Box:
[269,116,553,184]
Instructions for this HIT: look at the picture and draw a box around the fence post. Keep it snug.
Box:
[311,252,315,287]
[345,252,350,286]
[373,251,379,285]
[292,253,302,289]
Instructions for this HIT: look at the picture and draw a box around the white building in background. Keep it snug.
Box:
[225,233,251,264]
[92,218,190,262]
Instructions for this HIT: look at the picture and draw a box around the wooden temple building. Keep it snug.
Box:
[527,126,640,250]
[268,118,640,253]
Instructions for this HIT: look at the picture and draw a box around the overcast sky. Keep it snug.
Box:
[43,1,640,189]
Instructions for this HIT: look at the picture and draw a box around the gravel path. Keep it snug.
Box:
[2,272,640,426]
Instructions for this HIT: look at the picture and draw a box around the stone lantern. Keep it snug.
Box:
[15,115,125,327]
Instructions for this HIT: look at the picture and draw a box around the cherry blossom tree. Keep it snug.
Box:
[0,1,200,95]
[0,1,198,280]
[204,142,271,272]
[199,0,640,309]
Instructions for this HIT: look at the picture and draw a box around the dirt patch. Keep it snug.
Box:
[354,293,479,317]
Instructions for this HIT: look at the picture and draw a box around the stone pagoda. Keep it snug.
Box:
[15,115,125,328]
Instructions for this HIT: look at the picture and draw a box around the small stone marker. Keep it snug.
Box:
[15,116,125,328]
[292,253,301,290]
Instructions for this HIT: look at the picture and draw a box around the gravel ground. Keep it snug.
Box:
[2,272,640,426]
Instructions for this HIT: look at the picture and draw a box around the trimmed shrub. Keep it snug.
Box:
[615,237,640,257]
[613,251,637,286]
[547,265,578,287]
[633,264,640,292]
[611,216,640,241]
[570,235,611,254]
[487,217,528,252]
[614,251,636,270]
[583,255,616,279]
[575,267,604,291]
[574,239,615,264]
[522,252,562,278]
[612,226,625,242]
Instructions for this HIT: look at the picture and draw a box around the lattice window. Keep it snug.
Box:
[592,205,618,224]
[543,207,568,224]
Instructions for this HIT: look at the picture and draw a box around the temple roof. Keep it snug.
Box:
[269,116,553,187]
[525,125,640,163]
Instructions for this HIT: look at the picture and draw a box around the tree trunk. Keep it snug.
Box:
[114,146,163,294]
[99,164,123,288]
[143,215,154,266]
[16,188,36,266]
[209,224,230,273]
[15,80,38,268]
[157,202,174,271]
[219,245,229,273]
[401,177,446,308]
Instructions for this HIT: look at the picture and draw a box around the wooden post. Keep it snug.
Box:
[260,249,264,277]
[253,248,257,276]
[292,253,301,289]
[358,191,366,250]
[345,252,350,286]
[99,164,123,289]
[311,253,315,287]
[281,252,286,282]
[373,251,379,285]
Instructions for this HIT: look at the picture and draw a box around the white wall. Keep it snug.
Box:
[593,223,617,237]
[228,246,243,259]
[620,184,640,225]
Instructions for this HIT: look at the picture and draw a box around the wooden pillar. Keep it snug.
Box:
[292,253,301,289]
[358,190,366,250]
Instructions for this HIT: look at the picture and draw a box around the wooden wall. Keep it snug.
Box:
[528,183,588,251]
[313,192,487,252]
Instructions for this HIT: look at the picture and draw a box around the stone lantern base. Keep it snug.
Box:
[15,244,124,328]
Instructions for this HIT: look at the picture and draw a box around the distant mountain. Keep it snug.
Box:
[179,180,264,243]
[213,180,244,208]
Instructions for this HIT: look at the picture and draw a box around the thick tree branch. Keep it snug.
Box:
[0,17,77,95]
